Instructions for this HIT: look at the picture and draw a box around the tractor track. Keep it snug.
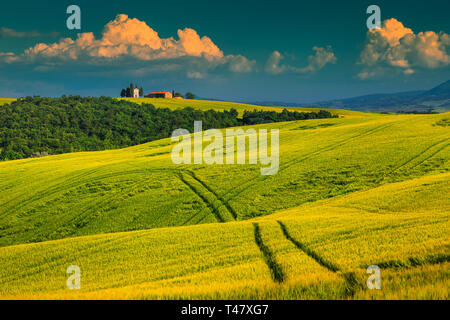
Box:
[277,220,360,297]
[253,222,285,283]
[178,173,225,223]
[186,171,238,220]
[377,137,449,183]
[223,122,395,206]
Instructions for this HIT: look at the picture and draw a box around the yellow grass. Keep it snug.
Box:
[0,98,15,106]
[0,109,448,299]
[119,97,365,117]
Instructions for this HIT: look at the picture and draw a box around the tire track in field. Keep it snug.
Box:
[186,171,238,220]
[0,187,132,246]
[362,253,450,270]
[253,222,285,283]
[408,140,449,170]
[0,232,138,286]
[377,137,449,183]
[277,220,360,297]
[0,166,105,218]
[0,167,175,221]
[0,167,153,219]
[223,122,395,208]
[391,138,448,171]
[0,168,151,230]
[180,206,212,226]
[278,122,395,171]
[0,169,169,244]
[178,173,225,222]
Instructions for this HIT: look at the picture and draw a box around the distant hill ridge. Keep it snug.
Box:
[248,80,450,113]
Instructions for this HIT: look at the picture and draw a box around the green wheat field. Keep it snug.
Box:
[0,98,448,299]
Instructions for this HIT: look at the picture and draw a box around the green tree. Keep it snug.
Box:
[125,87,131,97]
[185,92,195,99]
[120,89,126,97]
[139,87,144,97]
[174,92,183,98]
[0,96,334,161]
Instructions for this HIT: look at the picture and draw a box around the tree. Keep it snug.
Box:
[174,92,183,98]
[129,83,135,97]
[0,96,335,161]
[185,92,195,99]
[120,89,126,97]
[139,87,144,97]
[125,87,131,97]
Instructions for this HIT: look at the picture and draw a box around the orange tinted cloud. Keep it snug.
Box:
[177,28,223,60]
[2,14,252,74]
[359,18,449,78]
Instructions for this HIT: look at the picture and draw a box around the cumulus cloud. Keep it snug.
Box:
[265,51,285,75]
[0,14,254,76]
[358,18,450,78]
[265,46,336,75]
[225,54,255,73]
[0,27,59,38]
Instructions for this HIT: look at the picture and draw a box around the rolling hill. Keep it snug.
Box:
[0,98,15,106]
[0,108,448,299]
[119,97,362,117]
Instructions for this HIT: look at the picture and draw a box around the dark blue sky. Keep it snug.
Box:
[0,0,449,102]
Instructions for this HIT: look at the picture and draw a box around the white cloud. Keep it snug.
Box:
[265,46,336,75]
[265,51,285,75]
[225,54,255,73]
[358,18,450,78]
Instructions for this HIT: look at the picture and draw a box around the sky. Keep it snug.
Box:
[0,0,449,102]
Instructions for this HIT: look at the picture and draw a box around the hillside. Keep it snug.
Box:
[0,98,15,106]
[422,80,450,98]
[0,110,448,299]
[0,96,336,160]
[120,97,363,117]
[0,172,448,299]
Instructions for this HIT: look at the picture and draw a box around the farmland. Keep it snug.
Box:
[0,98,15,106]
[119,97,363,117]
[0,101,448,299]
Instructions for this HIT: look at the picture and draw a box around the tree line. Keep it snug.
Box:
[242,108,337,125]
[0,96,336,160]
[120,83,144,97]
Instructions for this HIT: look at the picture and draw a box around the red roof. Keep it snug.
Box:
[147,91,171,94]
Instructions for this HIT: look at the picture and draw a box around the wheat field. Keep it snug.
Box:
[0,101,448,299]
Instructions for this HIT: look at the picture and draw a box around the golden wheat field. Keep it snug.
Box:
[0,101,448,299]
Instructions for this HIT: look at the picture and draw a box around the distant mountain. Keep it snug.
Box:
[308,80,450,113]
[246,80,450,113]
[418,80,450,99]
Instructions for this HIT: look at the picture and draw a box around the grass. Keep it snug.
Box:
[0,105,448,299]
[0,98,15,106]
[119,97,365,117]
[0,172,447,299]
